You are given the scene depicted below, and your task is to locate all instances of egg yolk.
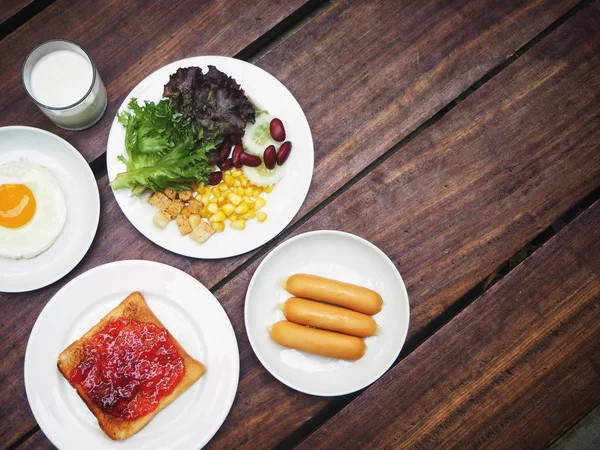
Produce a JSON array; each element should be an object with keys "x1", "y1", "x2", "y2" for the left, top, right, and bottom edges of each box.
[{"x1": 0, "y1": 184, "x2": 37, "y2": 228}]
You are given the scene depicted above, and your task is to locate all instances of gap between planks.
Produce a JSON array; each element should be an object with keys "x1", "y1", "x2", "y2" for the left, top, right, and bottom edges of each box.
[
  {"x1": 9, "y1": 0, "x2": 598, "y2": 448},
  {"x1": 2, "y1": 2, "x2": 333, "y2": 450},
  {"x1": 0, "y1": 0, "x2": 55, "y2": 41}
]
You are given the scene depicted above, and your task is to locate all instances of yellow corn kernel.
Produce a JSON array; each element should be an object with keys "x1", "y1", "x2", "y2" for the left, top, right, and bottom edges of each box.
[
  {"x1": 230, "y1": 219, "x2": 246, "y2": 230},
  {"x1": 213, "y1": 222, "x2": 225, "y2": 233},
  {"x1": 253, "y1": 188, "x2": 262, "y2": 197},
  {"x1": 257, "y1": 212, "x2": 267, "y2": 222},
  {"x1": 255, "y1": 197, "x2": 266, "y2": 210},
  {"x1": 235, "y1": 203, "x2": 249, "y2": 215},
  {"x1": 228, "y1": 193, "x2": 242, "y2": 206},
  {"x1": 236, "y1": 186, "x2": 245, "y2": 196},
  {"x1": 242, "y1": 210, "x2": 256, "y2": 220},
  {"x1": 210, "y1": 187, "x2": 220, "y2": 198},
  {"x1": 264, "y1": 185, "x2": 274, "y2": 193},
  {"x1": 201, "y1": 207, "x2": 209, "y2": 218},
  {"x1": 219, "y1": 183, "x2": 229, "y2": 192},
  {"x1": 243, "y1": 187, "x2": 252, "y2": 196},
  {"x1": 234, "y1": 179, "x2": 241, "y2": 187},
  {"x1": 210, "y1": 211, "x2": 226, "y2": 223},
  {"x1": 217, "y1": 196, "x2": 227, "y2": 207},
  {"x1": 222, "y1": 203, "x2": 235, "y2": 217},
  {"x1": 197, "y1": 186, "x2": 207, "y2": 195},
  {"x1": 207, "y1": 203, "x2": 219, "y2": 214},
  {"x1": 228, "y1": 214, "x2": 239, "y2": 222},
  {"x1": 201, "y1": 194, "x2": 210, "y2": 205},
  {"x1": 181, "y1": 206, "x2": 192, "y2": 218},
  {"x1": 232, "y1": 170, "x2": 243, "y2": 178},
  {"x1": 241, "y1": 178, "x2": 249, "y2": 188},
  {"x1": 246, "y1": 200, "x2": 256, "y2": 210},
  {"x1": 224, "y1": 176, "x2": 234, "y2": 188}
]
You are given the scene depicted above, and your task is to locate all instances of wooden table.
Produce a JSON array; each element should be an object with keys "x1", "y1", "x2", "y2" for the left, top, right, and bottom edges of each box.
[{"x1": 1, "y1": 0, "x2": 599, "y2": 448}]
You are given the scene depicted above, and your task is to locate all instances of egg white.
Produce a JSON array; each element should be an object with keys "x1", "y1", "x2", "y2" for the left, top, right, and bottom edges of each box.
[{"x1": 0, "y1": 162, "x2": 67, "y2": 259}]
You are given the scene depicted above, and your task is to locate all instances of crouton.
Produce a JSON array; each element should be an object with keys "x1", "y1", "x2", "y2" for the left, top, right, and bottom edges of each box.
[
  {"x1": 178, "y1": 190, "x2": 193, "y2": 202},
  {"x1": 187, "y1": 199, "x2": 203, "y2": 214},
  {"x1": 188, "y1": 214, "x2": 201, "y2": 230},
  {"x1": 175, "y1": 215, "x2": 192, "y2": 236},
  {"x1": 149, "y1": 192, "x2": 172, "y2": 210},
  {"x1": 153, "y1": 210, "x2": 171, "y2": 229},
  {"x1": 163, "y1": 187, "x2": 177, "y2": 200},
  {"x1": 190, "y1": 220, "x2": 216, "y2": 244},
  {"x1": 165, "y1": 200, "x2": 184, "y2": 218}
]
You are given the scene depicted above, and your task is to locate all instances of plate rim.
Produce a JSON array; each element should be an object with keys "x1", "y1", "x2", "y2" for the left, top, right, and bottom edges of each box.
[
  {"x1": 105, "y1": 55, "x2": 314, "y2": 259},
  {"x1": 24, "y1": 259, "x2": 240, "y2": 449},
  {"x1": 244, "y1": 229, "x2": 410, "y2": 396},
  {"x1": 0, "y1": 125, "x2": 100, "y2": 293}
]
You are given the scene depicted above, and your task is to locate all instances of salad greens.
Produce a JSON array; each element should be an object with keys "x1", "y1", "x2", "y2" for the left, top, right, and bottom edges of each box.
[
  {"x1": 163, "y1": 66, "x2": 255, "y2": 142},
  {"x1": 110, "y1": 98, "x2": 216, "y2": 194}
]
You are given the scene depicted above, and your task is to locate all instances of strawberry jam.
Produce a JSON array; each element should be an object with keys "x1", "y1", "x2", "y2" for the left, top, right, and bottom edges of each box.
[{"x1": 69, "y1": 318, "x2": 185, "y2": 420}]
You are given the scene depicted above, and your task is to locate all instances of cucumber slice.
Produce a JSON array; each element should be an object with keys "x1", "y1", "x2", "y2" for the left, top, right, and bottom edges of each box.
[
  {"x1": 243, "y1": 113, "x2": 277, "y2": 156},
  {"x1": 242, "y1": 163, "x2": 285, "y2": 187}
]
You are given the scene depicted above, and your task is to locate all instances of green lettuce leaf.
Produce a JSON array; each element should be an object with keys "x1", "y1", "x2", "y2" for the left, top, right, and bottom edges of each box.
[{"x1": 110, "y1": 98, "x2": 215, "y2": 192}]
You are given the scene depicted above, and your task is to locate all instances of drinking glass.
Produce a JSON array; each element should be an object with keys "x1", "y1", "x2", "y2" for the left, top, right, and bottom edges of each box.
[{"x1": 21, "y1": 39, "x2": 108, "y2": 131}]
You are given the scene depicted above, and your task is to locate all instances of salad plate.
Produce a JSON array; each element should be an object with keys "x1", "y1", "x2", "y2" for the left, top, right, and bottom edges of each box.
[
  {"x1": 25, "y1": 260, "x2": 239, "y2": 449},
  {"x1": 245, "y1": 230, "x2": 410, "y2": 396},
  {"x1": 106, "y1": 56, "x2": 314, "y2": 259}
]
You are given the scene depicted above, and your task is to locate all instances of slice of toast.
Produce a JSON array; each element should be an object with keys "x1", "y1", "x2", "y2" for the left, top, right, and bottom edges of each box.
[{"x1": 57, "y1": 291, "x2": 206, "y2": 440}]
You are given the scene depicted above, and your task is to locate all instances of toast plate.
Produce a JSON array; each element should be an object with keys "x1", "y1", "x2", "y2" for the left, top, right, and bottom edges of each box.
[
  {"x1": 25, "y1": 260, "x2": 239, "y2": 450},
  {"x1": 245, "y1": 230, "x2": 410, "y2": 396},
  {"x1": 106, "y1": 56, "x2": 314, "y2": 259},
  {"x1": 0, "y1": 126, "x2": 99, "y2": 293}
]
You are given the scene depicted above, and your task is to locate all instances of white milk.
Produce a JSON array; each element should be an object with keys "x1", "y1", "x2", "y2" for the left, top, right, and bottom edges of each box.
[
  {"x1": 23, "y1": 42, "x2": 108, "y2": 131},
  {"x1": 31, "y1": 50, "x2": 93, "y2": 108}
]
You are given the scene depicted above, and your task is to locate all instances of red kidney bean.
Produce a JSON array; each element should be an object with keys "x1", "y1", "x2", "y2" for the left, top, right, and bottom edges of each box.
[
  {"x1": 219, "y1": 158, "x2": 233, "y2": 171},
  {"x1": 232, "y1": 145, "x2": 243, "y2": 168},
  {"x1": 208, "y1": 171, "x2": 223, "y2": 185},
  {"x1": 263, "y1": 145, "x2": 277, "y2": 169},
  {"x1": 218, "y1": 138, "x2": 231, "y2": 162},
  {"x1": 240, "y1": 152, "x2": 261, "y2": 167},
  {"x1": 231, "y1": 135, "x2": 242, "y2": 146},
  {"x1": 270, "y1": 118, "x2": 286, "y2": 141},
  {"x1": 277, "y1": 141, "x2": 292, "y2": 165}
]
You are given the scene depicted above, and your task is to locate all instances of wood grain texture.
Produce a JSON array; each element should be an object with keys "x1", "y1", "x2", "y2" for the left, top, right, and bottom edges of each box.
[
  {"x1": 0, "y1": 0, "x2": 310, "y2": 160},
  {"x1": 0, "y1": 0, "x2": 36, "y2": 27},
  {"x1": 5, "y1": 0, "x2": 599, "y2": 448},
  {"x1": 0, "y1": 0, "x2": 311, "y2": 447},
  {"x1": 299, "y1": 200, "x2": 600, "y2": 450},
  {"x1": 192, "y1": 4, "x2": 600, "y2": 448},
  {"x1": 255, "y1": 0, "x2": 578, "y2": 220}
]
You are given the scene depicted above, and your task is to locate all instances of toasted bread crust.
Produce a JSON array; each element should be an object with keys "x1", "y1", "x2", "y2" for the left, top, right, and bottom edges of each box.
[{"x1": 57, "y1": 291, "x2": 206, "y2": 440}]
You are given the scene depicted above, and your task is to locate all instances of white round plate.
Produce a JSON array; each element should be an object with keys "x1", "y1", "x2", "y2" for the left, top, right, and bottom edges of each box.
[
  {"x1": 25, "y1": 260, "x2": 239, "y2": 450},
  {"x1": 0, "y1": 126, "x2": 99, "y2": 293},
  {"x1": 245, "y1": 230, "x2": 410, "y2": 396},
  {"x1": 106, "y1": 56, "x2": 314, "y2": 259}
]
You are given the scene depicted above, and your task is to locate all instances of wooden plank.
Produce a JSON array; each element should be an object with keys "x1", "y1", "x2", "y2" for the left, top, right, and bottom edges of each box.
[
  {"x1": 4, "y1": 0, "x2": 597, "y2": 447},
  {"x1": 298, "y1": 201, "x2": 600, "y2": 450},
  {"x1": 0, "y1": 0, "x2": 311, "y2": 161}
]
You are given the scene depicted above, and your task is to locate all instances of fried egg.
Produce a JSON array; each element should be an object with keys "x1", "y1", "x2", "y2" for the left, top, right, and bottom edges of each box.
[{"x1": 0, "y1": 162, "x2": 67, "y2": 259}]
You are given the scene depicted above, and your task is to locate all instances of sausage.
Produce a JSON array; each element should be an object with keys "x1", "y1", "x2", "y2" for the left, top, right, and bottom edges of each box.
[
  {"x1": 285, "y1": 274, "x2": 383, "y2": 315},
  {"x1": 282, "y1": 297, "x2": 377, "y2": 337},
  {"x1": 269, "y1": 320, "x2": 366, "y2": 360}
]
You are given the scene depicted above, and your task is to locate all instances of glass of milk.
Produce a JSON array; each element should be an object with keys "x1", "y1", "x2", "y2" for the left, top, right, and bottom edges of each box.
[{"x1": 21, "y1": 39, "x2": 108, "y2": 131}]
